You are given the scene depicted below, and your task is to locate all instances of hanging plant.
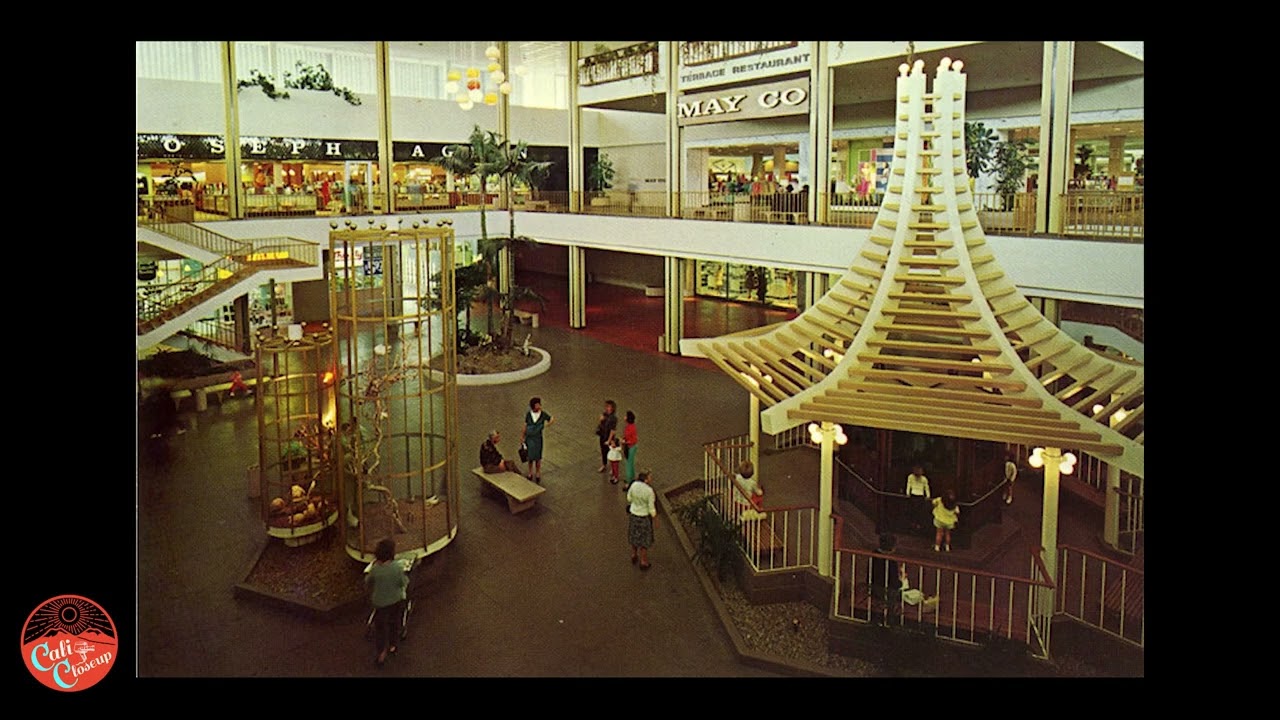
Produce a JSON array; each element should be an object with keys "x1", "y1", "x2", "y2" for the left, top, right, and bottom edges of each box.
[
  {"x1": 237, "y1": 62, "x2": 362, "y2": 106},
  {"x1": 237, "y1": 69, "x2": 289, "y2": 100}
]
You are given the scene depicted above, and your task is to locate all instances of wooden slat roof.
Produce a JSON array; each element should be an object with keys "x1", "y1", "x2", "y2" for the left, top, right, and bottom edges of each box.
[{"x1": 685, "y1": 62, "x2": 1144, "y2": 479}]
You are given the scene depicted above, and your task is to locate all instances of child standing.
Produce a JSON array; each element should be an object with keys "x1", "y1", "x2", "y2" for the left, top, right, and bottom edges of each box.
[
  {"x1": 607, "y1": 435, "x2": 623, "y2": 485},
  {"x1": 932, "y1": 490, "x2": 960, "y2": 552}
]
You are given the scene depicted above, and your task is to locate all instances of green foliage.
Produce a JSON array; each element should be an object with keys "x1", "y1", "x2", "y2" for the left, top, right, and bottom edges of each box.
[
  {"x1": 587, "y1": 153, "x2": 615, "y2": 192},
  {"x1": 1075, "y1": 143, "x2": 1095, "y2": 177},
  {"x1": 237, "y1": 62, "x2": 362, "y2": 106},
  {"x1": 676, "y1": 494, "x2": 743, "y2": 581},
  {"x1": 965, "y1": 121, "x2": 997, "y2": 180},
  {"x1": 238, "y1": 69, "x2": 289, "y2": 100},
  {"x1": 993, "y1": 139, "x2": 1032, "y2": 210},
  {"x1": 434, "y1": 126, "x2": 554, "y2": 346}
]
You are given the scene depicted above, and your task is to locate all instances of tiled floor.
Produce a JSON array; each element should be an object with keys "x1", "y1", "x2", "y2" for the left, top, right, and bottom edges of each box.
[{"x1": 133, "y1": 280, "x2": 1139, "y2": 679}]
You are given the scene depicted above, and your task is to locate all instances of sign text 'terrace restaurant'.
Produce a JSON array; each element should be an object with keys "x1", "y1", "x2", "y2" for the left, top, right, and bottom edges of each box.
[
  {"x1": 676, "y1": 78, "x2": 810, "y2": 127},
  {"x1": 137, "y1": 134, "x2": 378, "y2": 161}
]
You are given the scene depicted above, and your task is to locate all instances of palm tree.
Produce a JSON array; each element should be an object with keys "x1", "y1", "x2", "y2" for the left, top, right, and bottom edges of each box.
[{"x1": 434, "y1": 126, "x2": 553, "y2": 345}]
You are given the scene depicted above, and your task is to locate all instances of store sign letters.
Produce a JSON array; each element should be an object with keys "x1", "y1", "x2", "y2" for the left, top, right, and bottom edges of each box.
[
  {"x1": 677, "y1": 79, "x2": 810, "y2": 126},
  {"x1": 136, "y1": 133, "x2": 377, "y2": 161}
]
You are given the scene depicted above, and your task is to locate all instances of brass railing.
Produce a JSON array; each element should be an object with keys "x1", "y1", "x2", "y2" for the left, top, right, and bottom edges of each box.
[
  {"x1": 165, "y1": 184, "x2": 1145, "y2": 244},
  {"x1": 1059, "y1": 191, "x2": 1144, "y2": 242}
]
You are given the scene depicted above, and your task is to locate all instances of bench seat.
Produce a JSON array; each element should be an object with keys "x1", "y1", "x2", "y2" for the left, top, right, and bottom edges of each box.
[{"x1": 471, "y1": 466, "x2": 546, "y2": 514}]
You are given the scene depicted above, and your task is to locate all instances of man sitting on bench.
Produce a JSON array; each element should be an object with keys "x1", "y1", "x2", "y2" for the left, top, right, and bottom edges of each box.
[{"x1": 480, "y1": 430, "x2": 520, "y2": 474}]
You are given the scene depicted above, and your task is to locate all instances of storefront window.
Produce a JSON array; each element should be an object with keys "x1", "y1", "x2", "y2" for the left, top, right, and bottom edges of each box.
[{"x1": 695, "y1": 261, "x2": 796, "y2": 309}]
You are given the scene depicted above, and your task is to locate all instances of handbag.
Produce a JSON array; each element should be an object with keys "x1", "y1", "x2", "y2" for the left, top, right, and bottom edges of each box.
[{"x1": 518, "y1": 442, "x2": 529, "y2": 463}]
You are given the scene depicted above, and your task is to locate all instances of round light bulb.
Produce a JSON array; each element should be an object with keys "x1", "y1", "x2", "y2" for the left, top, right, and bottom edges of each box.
[
  {"x1": 483, "y1": 92, "x2": 498, "y2": 105},
  {"x1": 1028, "y1": 455, "x2": 1044, "y2": 469},
  {"x1": 491, "y1": 70, "x2": 505, "y2": 83},
  {"x1": 374, "y1": 344, "x2": 387, "y2": 356},
  {"x1": 499, "y1": 81, "x2": 512, "y2": 95},
  {"x1": 485, "y1": 45, "x2": 500, "y2": 59},
  {"x1": 487, "y1": 62, "x2": 500, "y2": 73},
  {"x1": 446, "y1": 70, "x2": 461, "y2": 82},
  {"x1": 808, "y1": 423, "x2": 819, "y2": 434},
  {"x1": 466, "y1": 67, "x2": 479, "y2": 79},
  {"x1": 460, "y1": 99, "x2": 474, "y2": 111}
]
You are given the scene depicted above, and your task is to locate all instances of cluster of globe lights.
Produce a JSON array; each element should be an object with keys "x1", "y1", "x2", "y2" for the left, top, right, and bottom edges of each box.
[{"x1": 445, "y1": 44, "x2": 527, "y2": 110}]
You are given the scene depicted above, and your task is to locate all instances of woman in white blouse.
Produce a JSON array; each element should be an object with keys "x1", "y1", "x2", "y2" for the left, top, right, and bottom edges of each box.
[{"x1": 905, "y1": 464, "x2": 930, "y2": 533}]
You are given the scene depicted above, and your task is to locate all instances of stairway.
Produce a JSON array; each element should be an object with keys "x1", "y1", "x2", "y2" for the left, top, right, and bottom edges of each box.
[{"x1": 136, "y1": 216, "x2": 323, "y2": 350}]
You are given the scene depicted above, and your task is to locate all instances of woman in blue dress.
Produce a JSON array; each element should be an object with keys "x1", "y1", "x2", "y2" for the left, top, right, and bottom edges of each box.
[{"x1": 521, "y1": 396, "x2": 554, "y2": 483}]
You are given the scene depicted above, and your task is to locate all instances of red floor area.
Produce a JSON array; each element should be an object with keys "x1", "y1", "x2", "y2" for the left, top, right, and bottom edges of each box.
[{"x1": 514, "y1": 271, "x2": 797, "y2": 367}]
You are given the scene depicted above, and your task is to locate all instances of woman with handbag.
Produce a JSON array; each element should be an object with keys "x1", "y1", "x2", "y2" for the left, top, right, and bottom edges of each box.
[{"x1": 521, "y1": 396, "x2": 553, "y2": 483}]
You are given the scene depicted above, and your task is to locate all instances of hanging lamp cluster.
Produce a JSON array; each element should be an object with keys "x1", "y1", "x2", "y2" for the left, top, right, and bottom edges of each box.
[{"x1": 445, "y1": 44, "x2": 522, "y2": 109}]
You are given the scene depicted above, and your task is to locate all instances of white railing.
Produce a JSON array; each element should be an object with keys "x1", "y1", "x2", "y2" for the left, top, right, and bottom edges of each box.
[
  {"x1": 831, "y1": 519, "x2": 1055, "y2": 659},
  {"x1": 701, "y1": 434, "x2": 816, "y2": 572},
  {"x1": 1056, "y1": 544, "x2": 1144, "y2": 650},
  {"x1": 772, "y1": 423, "x2": 817, "y2": 452}
]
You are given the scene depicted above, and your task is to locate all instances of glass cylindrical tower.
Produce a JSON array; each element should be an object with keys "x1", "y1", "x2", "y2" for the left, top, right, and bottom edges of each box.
[
  {"x1": 330, "y1": 221, "x2": 459, "y2": 563},
  {"x1": 256, "y1": 326, "x2": 339, "y2": 546}
]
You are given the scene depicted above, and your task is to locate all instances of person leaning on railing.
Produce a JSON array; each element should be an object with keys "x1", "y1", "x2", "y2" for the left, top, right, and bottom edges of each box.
[{"x1": 732, "y1": 459, "x2": 764, "y2": 518}]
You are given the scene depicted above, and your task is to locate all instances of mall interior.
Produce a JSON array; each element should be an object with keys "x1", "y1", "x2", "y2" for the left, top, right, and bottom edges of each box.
[{"x1": 133, "y1": 41, "x2": 1144, "y2": 678}]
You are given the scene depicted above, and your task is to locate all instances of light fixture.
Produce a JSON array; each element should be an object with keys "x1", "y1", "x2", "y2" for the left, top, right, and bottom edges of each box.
[
  {"x1": 485, "y1": 45, "x2": 500, "y2": 60},
  {"x1": 1028, "y1": 447, "x2": 1077, "y2": 475},
  {"x1": 500, "y1": 81, "x2": 513, "y2": 95},
  {"x1": 491, "y1": 70, "x2": 506, "y2": 84}
]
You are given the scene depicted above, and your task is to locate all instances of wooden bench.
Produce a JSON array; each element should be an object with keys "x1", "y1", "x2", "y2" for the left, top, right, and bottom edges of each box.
[{"x1": 471, "y1": 466, "x2": 546, "y2": 514}]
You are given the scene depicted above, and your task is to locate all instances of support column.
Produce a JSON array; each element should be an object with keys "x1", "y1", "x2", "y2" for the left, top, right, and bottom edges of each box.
[
  {"x1": 748, "y1": 393, "x2": 760, "y2": 473},
  {"x1": 569, "y1": 43, "x2": 582, "y2": 214},
  {"x1": 567, "y1": 245, "x2": 586, "y2": 328},
  {"x1": 1037, "y1": 41, "x2": 1075, "y2": 235},
  {"x1": 817, "y1": 421, "x2": 836, "y2": 577},
  {"x1": 376, "y1": 42, "x2": 393, "y2": 217},
  {"x1": 666, "y1": 41, "x2": 681, "y2": 218},
  {"x1": 800, "y1": 271, "x2": 830, "y2": 312},
  {"x1": 662, "y1": 256, "x2": 684, "y2": 353},
  {"x1": 1103, "y1": 463, "x2": 1121, "y2": 549},
  {"x1": 221, "y1": 42, "x2": 244, "y2": 220},
  {"x1": 1038, "y1": 446, "x2": 1063, "y2": 616},
  {"x1": 1108, "y1": 135, "x2": 1126, "y2": 180},
  {"x1": 810, "y1": 41, "x2": 831, "y2": 225}
]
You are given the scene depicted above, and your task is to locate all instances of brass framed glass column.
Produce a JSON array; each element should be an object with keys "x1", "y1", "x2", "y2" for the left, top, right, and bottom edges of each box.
[
  {"x1": 256, "y1": 326, "x2": 338, "y2": 547},
  {"x1": 330, "y1": 222, "x2": 460, "y2": 563}
]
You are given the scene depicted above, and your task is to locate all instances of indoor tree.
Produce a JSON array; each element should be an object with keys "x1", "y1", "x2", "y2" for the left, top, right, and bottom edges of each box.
[
  {"x1": 964, "y1": 121, "x2": 998, "y2": 183},
  {"x1": 993, "y1": 139, "x2": 1033, "y2": 211},
  {"x1": 433, "y1": 126, "x2": 552, "y2": 347}
]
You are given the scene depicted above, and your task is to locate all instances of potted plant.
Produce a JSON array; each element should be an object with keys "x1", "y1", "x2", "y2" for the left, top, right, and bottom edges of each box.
[
  {"x1": 993, "y1": 138, "x2": 1033, "y2": 211},
  {"x1": 587, "y1": 152, "x2": 615, "y2": 206},
  {"x1": 964, "y1": 121, "x2": 997, "y2": 190}
]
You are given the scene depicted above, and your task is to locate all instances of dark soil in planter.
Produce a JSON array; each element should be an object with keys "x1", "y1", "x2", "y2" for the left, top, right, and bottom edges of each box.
[{"x1": 238, "y1": 528, "x2": 366, "y2": 614}]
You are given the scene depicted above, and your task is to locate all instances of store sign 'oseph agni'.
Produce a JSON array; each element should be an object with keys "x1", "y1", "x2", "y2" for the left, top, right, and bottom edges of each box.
[{"x1": 677, "y1": 78, "x2": 809, "y2": 127}]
